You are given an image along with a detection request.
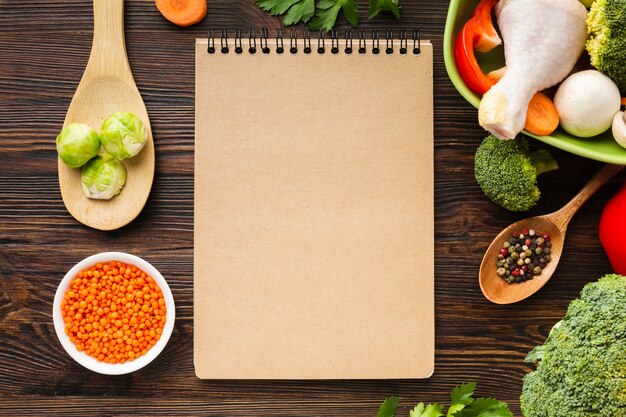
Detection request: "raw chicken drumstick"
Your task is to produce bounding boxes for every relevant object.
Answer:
[479,0,588,139]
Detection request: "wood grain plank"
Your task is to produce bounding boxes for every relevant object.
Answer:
[0,0,618,415]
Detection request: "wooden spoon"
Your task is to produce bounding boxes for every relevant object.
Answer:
[58,0,154,231]
[479,164,623,304]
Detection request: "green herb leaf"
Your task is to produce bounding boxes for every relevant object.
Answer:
[451,382,477,406]
[452,398,513,417]
[446,382,476,416]
[410,403,445,417]
[255,0,315,25]
[377,396,400,417]
[368,0,400,19]
[309,0,359,31]
[524,344,546,364]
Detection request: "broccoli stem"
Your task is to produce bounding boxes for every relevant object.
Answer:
[529,149,559,176]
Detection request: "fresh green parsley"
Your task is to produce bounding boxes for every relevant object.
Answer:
[378,383,512,417]
[256,0,316,26]
[411,403,444,417]
[368,0,400,19]
[255,0,401,31]
[377,396,400,417]
[310,0,358,30]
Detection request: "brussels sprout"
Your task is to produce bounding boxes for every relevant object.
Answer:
[100,112,148,160]
[56,123,101,168]
[81,153,127,200]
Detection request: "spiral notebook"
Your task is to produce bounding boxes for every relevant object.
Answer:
[194,30,434,379]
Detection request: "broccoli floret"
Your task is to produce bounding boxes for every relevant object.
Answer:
[521,274,626,417]
[474,135,558,212]
[586,0,626,94]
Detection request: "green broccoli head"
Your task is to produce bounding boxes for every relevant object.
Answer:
[521,274,626,417]
[586,0,626,94]
[474,135,558,212]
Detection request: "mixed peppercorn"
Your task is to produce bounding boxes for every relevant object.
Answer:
[497,228,552,283]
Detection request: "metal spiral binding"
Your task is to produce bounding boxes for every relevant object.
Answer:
[358,30,366,54]
[345,30,353,54]
[207,29,215,54]
[249,29,257,54]
[260,28,270,54]
[331,30,339,54]
[220,29,229,54]
[276,29,284,54]
[303,29,312,54]
[290,31,298,54]
[413,29,421,55]
[208,29,422,56]
[317,31,325,54]
[235,29,243,54]
[372,30,380,54]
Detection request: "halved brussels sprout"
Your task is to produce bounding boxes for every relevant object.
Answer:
[56,123,101,168]
[81,153,127,200]
[100,112,148,160]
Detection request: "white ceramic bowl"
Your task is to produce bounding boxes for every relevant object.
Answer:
[53,252,175,375]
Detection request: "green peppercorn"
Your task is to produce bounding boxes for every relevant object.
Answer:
[511,252,519,259]
[525,249,532,257]
[536,237,545,245]
[503,241,511,249]
[525,258,531,264]
[535,247,543,255]
[497,267,507,277]
[517,259,524,266]
[533,266,542,275]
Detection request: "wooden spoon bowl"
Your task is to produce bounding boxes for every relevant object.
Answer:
[480,216,564,304]
[59,0,154,231]
[479,164,623,304]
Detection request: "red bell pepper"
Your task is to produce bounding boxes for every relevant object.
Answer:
[599,181,626,274]
[454,0,502,95]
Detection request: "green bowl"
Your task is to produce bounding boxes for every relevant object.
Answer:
[443,0,626,164]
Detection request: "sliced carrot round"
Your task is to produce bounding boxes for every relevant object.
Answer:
[524,92,559,137]
[155,0,207,27]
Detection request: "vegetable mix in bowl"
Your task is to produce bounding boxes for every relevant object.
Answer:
[444,0,626,164]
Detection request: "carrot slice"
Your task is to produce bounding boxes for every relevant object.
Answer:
[155,0,207,27]
[524,92,559,136]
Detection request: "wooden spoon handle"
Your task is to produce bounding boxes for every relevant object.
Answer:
[89,0,129,77]
[552,164,624,229]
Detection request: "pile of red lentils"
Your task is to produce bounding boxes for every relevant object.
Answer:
[61,260,167,364]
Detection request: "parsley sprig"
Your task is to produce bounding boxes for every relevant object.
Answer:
[377,383,513,417]
[255,0,401,31]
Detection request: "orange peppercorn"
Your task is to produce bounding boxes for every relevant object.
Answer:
[62,260,166,363]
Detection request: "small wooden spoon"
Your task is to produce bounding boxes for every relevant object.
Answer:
[58,0,154,231]
[479,164,623,304]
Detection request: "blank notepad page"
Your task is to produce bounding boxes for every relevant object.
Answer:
[194,36,434,379]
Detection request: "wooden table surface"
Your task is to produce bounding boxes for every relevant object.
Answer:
[0,1,620,416]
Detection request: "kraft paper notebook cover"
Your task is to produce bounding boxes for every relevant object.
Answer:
[194,30,434,379]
